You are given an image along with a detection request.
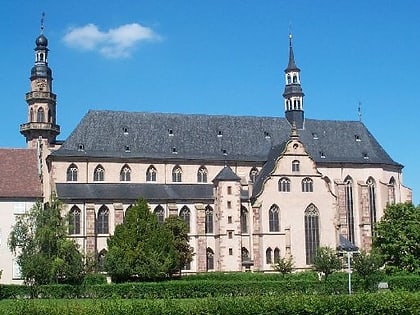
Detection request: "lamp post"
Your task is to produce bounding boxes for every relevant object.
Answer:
[347,251,352,295]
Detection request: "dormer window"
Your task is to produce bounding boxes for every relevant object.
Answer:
[363,153,369,160]
[217,130,223,137]
[77,143,84,151]
[312,133,318,140]
[355,135,361,142]
[168,129,174,136]
[172,147,178,154]
[264,131,271,139]
[222,149,227,155]
[320,151,325,159]
[123,127,129,135]
[124,145,130,152]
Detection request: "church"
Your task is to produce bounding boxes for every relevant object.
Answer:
[8,26,412,278]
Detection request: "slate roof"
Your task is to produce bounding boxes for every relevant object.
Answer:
[56,183,214,202]
[0,149,42,198]
[52,110,400,168]
[213,166,241,182]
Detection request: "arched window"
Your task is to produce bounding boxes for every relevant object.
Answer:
[274,247,280,263]
[305,204,320,265]
[249,167,259,183]
[241,206,248,233]
[37,107,44,122]
[153,205,165,225]
[146,165,157,182]
[241,247,250,262]
[292,160,300,172]
[68,206,81,235]
[66,164,78,182]
[30,108,34,122]
[48,109,52,123]
[97,249,107,272]
[93,165,105,181]
[120,164,131,181]
[266,248,273,264]
[172,165,182,182]
[287,74,291,84]
[302,177,313,192]
[269,204,280,232]
[206,248,214,270]
[344,177,355,243]
[389,177,396,205]
[293,75,297,83]
[205,205,213,234]
[197,166,208,183]
[278,177,291,192]
[367,177,377,234]
[97,206,109,234]
[180,206,191,232]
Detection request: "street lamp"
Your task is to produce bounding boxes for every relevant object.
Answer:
[337,234,359,294]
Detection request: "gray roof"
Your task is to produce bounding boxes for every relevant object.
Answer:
[213,166,241,182]
[56,183,214,202]
[52,110,400,168]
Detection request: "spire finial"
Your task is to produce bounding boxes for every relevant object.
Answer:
[358,101,362,122]
[40,12,45,34]
[289,32,293,48]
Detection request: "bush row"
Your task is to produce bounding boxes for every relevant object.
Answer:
[2,292,420,315]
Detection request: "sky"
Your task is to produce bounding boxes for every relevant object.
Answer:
[1,1,419,204]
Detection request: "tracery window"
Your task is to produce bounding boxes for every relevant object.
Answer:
[249,167,259,183]
[279,177,291,192]
[305,204,320,265]
[154,205,165,225]
[93,165,105,181]
[97,206,109,234]
[302,177,313,192]
[273,247,280,263]
[205,205,214,234]
[344,177,355,243]
[146,165,157,182]
[180,206,191,232]
[197,166,208,183]
[292,160,300,172]
[37,107,44,122]
[68,206,81,235]
[206,248,214,270]
[269,204,280,232]
[241,247,250,262]
[240,206,248,234]
[172,165,182,182]
[66,164,78,182]
[120,164,131,181]
[266,247,273,264]
[97,249,107,272]
[367,177,377,235]
[389,177,396,205]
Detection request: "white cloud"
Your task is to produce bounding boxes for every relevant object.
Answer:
[63,23,160,58]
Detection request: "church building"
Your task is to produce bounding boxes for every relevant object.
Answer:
[17,27,412,274]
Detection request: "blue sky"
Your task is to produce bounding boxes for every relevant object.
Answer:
[1,1,419,203]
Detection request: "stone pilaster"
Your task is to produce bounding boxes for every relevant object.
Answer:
[285,226,291,257]
[114,203,124,227]
[358,183,372,249]
[336,181,349,238]
[85,203,96,256]
[252,203,261,270]
[168,203,178,216]
[195,203,207,272]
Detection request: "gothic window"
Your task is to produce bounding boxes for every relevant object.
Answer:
[66,164,78,182]
[146,165,157,182]
[305,204,320,265]
[269,204,280,232]
[154,205,165,225]
[287,74,291,84]
[30,108,34,122]
[274,247,280,263]
[97,206,109,234]
[279,177,291,192]
[120,164,131,181]
[344,177,355,243]
[197,166,208,183]
[205,205,214,234]
[172,165,182,182]
[250,167,259,183]
[241,206,248,234]
[302,177,313,192]
[97,249,107,272]
[292,160,300,172]
[206,248,214,270]
[389,177,396,205]
[266,247,273,264]
[180,206,191,232]
[93,165,105,181]
[37,107,44,122]
[367,177,377,234]
[68,206,81,235]
[241,247,250,262]
[48,109,52,123]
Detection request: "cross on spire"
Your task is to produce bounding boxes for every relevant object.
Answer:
[40,12,45,34]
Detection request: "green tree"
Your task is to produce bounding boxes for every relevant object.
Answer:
[373,202,420,273]
[353,249,383,290]
[312,246,342,280]
[273,256,294,277]
[163,215,194,274]
[8,195,84,285]
[105,199,178,282]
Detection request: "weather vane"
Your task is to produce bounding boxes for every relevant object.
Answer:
[358,101,362,122]
[41,12,45,34]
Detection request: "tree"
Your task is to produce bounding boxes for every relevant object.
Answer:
[273,256,294,277]
[373,202,420,273]
[163,215,194,274]
[105,199,179,282]
[353,249,383,290]
[8,195,84,285]
[312,246,342,280]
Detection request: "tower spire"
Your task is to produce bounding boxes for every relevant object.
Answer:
[283,33,305,129]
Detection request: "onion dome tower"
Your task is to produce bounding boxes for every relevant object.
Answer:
[20,14,60,149]
[283,33,305,129]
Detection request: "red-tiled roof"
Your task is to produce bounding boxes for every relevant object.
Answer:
[0,148,42,198]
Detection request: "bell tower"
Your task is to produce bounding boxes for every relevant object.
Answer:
[283,33,305,129]
[20,14,60,149]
